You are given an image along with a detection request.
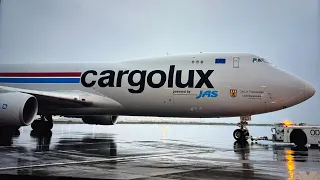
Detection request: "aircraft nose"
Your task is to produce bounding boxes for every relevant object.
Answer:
[304,82,316,100]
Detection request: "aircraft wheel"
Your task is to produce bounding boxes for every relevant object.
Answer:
[233,129,244,141]
[233,129,249,142]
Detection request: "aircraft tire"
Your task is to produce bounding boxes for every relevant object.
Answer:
[233,129,244,141]
[233,129,249,142]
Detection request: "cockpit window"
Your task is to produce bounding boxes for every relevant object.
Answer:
[253,57,269,64]
[260,58,269,63]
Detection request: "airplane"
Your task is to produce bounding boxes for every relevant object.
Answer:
[0,52,316,142]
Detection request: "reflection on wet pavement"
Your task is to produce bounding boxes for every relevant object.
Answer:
[0,124,318,179]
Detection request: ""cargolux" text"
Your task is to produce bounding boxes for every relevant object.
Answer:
[81,65,214,93]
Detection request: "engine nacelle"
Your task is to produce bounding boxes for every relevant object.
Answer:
[0,92,38,126]
[82,115,118,125]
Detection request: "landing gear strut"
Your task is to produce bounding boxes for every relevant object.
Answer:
[31,115,53,132]
[233,116,250,142]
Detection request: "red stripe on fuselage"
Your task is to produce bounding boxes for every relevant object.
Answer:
[0,72,82,77]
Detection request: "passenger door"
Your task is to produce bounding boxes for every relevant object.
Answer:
[233,57,240,68]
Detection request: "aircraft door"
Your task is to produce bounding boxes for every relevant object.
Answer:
[262,86,271,113]
[233,57,240,68]
[160,88,174,106]
[263,86,281,113]
[172,89,199,116]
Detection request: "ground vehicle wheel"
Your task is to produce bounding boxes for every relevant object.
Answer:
[290,129,307,147]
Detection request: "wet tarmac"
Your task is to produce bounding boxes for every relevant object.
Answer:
[0,123,319,180]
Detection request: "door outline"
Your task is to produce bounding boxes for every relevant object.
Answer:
[233,57,240,68]
[262,86,269,113]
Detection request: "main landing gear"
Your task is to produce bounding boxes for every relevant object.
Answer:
[233,116,250,142]
[0,126,20,146]
[31,115,53,132]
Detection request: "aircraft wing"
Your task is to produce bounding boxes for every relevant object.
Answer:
[0,85,122,112]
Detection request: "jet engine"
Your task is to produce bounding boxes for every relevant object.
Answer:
[82,115,118,125]
[0,92,38,126]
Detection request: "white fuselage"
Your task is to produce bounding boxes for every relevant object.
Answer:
[0,53,315,118]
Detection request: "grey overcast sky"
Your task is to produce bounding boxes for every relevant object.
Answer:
[0,0,319,124]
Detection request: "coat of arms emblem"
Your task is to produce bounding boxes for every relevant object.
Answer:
[230,89,237,98]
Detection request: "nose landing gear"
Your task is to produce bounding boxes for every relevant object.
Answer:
[233,116,250,142]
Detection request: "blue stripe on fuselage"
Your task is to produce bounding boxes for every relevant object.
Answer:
[0,78,80,83]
